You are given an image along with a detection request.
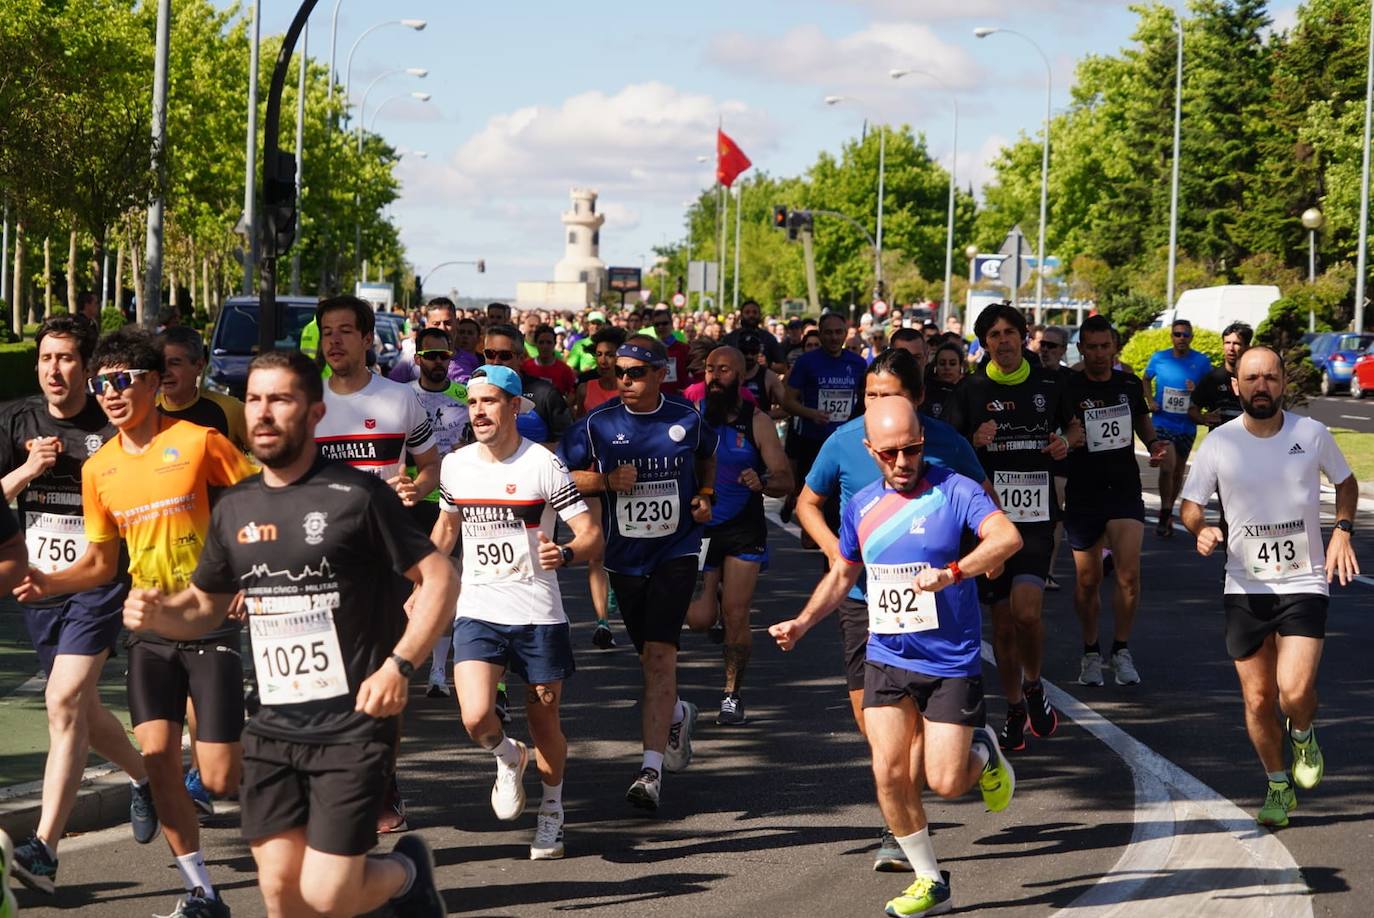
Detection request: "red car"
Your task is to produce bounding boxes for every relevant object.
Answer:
[1349,342,1374,398]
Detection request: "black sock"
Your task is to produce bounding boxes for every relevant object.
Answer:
[1111,640,1128,654]
[1084,643,1101,656]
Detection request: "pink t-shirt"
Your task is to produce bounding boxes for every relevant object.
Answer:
[681,381,758,404]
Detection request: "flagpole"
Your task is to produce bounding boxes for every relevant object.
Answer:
[717,183,726,314]
[732,183,742,309]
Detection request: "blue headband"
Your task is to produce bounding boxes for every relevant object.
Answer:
[616,343,667,367]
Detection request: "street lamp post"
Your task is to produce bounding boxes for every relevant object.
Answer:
[965,243,978,329]
[1303,207,1326,332]
[825,95,885,301]
[355,91,430,274]
[144,0,172,321]
[241,0,262,296]
[1355,0,1374,334]
[891,68,960,323]
[976,26,1052,323]
[343,19,426,124]
[1166,12,1184,311]
[291,21,307,295]
[358,67,428,132]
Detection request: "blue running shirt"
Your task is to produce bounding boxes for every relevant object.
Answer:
[697,401,765,526]
[561,394,719,576]
[838,466,999,678]
[787,348,868,441]
[1144,348,1213,434]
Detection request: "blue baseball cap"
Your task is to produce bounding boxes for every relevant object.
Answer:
[468,365,535,414]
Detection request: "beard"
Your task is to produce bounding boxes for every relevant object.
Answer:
[421,362,449,386]
[251,421,309,469]
[1240,392,1280,420]
[703,378,740,427]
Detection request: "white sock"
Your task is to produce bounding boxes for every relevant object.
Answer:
[672,698,687,724]
[895,828,941,881]
[641,750,664,774]
[1290,723,1312,742]
[541,781,563,813]
[970,734,992,771]
[430,639,451,682]
[1267,770,1290,784]
[174,851,214,895]
[383,851,418,899]
[489,735,522,768]
[131,777,148,788]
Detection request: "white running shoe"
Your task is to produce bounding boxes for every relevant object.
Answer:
[1078,652,1104,686]
[490,740,529,821]
[626,767,661,811]
[530,810,566,860]
[664,701,698,772]
[1112,648,1141,685]
[425,676,451,698]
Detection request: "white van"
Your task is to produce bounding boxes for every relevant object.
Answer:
[1152,284,1280,333]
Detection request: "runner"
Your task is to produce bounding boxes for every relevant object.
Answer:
[14,327,254,916]
[736,330,787,419]
[1143,318,1213,536]
[796,347,991,871]
[157,325,249,450]
[1190,321,1252,431]
[428,365,600,859]
[925,340,966,420]
[123,349,454,917]
[407,327,470,698]
[1180,346,1359,827]
[684,347,792,725]
[0,317,156,895]
[771,398,1020,918]
[722,299,785,374]
[314,294,440,834]
[0,501,21,587]
[561,334,718,811]
[481,324,573,447]
[565,311,609,375]
[452,315,483,384]
[523,324,578,398]
[1062,316,1170,687]
[943,303,1079,753]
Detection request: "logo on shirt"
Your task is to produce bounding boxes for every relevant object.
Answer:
[161,447,180,463]
[236,522,278,544]
[613,432,629,444]
[302,511,329,545]
[908,515,927,535]
[986,399,1015,413]
[84,434,104,456]
[505,483,517,495]
[1033,393,1047,412]
[668,424,687,443]
[1289,443,1305,455]
[364,418,377,430]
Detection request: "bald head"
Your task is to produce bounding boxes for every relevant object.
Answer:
[706,346,745,374]
[865,398,925,491]
[1235,345,1284,420]
[1237,345,1282,379]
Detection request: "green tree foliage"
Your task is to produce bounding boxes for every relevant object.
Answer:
[1120,325,1223,372]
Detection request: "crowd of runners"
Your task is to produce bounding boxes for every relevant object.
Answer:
[0,295,1359,917]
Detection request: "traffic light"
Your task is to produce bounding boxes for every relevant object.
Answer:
[772,205,788,230]
[476,259,486,273]
[786,209,813,241]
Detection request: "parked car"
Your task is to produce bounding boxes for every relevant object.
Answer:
[1309,331,1374,395]
[373,311,405,376]
[203,295,320,400]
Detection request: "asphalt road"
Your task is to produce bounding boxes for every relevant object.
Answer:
[9,487,1374,917]
[1295,394,1374,433]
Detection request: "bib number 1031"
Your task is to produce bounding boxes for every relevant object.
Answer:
[994,471,1050,523]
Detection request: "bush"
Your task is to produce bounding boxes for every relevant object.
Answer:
[1102,291,1166,338]
[1120,326,1222,376]
[99,307,126,334]
[1256,295,1319,401]
[0,342,38,400]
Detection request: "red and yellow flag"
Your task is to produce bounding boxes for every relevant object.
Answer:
[716,128,752,187]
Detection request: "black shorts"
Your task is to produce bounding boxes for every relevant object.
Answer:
[862,661,986,727]
[1224,593,1328,660]
[1156,428,1196,462]
[22,581,126,676]
[837,597,869,690]
[979,525,1054,604]
[1063,499,1146,551]
[703,509,769,570]
[127,637,245,743]
[239,731,392,856]
[609,555,699,653]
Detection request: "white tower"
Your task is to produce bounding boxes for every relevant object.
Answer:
[554,188,606,294]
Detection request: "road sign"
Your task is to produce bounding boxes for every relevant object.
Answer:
[607,266,642,292]
[687,260,718,294]
[871,299,889,317]
[671,292,686,307]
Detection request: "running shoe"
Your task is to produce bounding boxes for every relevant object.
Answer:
[626,767,661,811]
[999,703,1028,752]
[708,616,725,645]
[159,887,230,917]
[1111,649,1141,686]
[530,810,566,860]
[1078,652,1104,687]
[1288,718,1325,790]
[884,873,952,917]
[873,827,911,873]
[491,740,529,821]
[377,775,409,835]
[592,620,617,649]
[495,683,512,725]
[1,830,18,918]
[185,767,214,819]
[1023,681,1058,738]
[1044,574,1061,592]
[130,779,160,844]
[11,831,57,895]
[425,676,451,698]
[1256,780,1297,828]
[973,726,1015,813]
[716,693,746,726]
[664,700,698,772]
[390,835,445,918]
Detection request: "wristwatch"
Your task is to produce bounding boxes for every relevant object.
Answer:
[559,545,575,567]
[1335,519,1355,535]
[389,653,415,678]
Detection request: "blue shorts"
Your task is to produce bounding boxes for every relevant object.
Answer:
[22,582,127,676]
[452,619,575,685]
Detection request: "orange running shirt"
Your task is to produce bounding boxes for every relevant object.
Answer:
[82,418,254,594]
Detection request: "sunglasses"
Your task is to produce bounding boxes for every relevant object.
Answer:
[483,349,517,362]
[873,441,925,463]
[89,369,152,395]
[1172,331,1193,339]
[614,365,654,380]
[417,349,453,361]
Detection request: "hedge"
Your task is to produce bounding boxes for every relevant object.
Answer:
[1119,326,1222,376]
[0,342,38,401]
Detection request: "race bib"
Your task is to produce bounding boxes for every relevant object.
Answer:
[1242,520,1312,581]
[616,480,680,538]
[663,361,678,384]
[250,608,349,706]
[1085,403,1132,453]
[994,470,1051,523]
[463,519,534,584]
[867,563,938,634]
[817,387,853,420]
[1161,386,1190,414]
[24,512,87,574]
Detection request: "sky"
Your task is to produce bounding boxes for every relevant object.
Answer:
[244,0,1301,300]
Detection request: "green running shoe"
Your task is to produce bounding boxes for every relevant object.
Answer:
[1287,719,1324,790]
[1257,780,1297,828]
[885,874,953,917]
[974,725,1015,813]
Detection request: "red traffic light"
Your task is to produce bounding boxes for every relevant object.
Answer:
[772,205,788,229]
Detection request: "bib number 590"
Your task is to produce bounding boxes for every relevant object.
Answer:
[474,541,517,566]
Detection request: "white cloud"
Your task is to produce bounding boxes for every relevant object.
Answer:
[957,133,1008,201]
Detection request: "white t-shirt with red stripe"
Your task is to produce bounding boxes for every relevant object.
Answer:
[439,438,588,625]
[316,374,435,479]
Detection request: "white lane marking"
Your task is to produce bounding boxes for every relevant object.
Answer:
[4,672,46,697]
[1339,415,1370,421]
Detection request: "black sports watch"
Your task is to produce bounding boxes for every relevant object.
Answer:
[559,545,575,567]
[1335,519,1355,535]
[389,653,415,677]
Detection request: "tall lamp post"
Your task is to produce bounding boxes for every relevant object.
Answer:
[824,95,885,301]
[1165,11,1184,311]
[358,67,428,131]
[355,91,430,275]
[1355,0,1374,334]
[975,26,1052,323]
[965,243,979,328]
[1303,207,1325,332]
[241,0,262,295]
[890,68,959,323]
[343,19,426,123]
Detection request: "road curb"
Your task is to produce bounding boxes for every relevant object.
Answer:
[0,766,130,841]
